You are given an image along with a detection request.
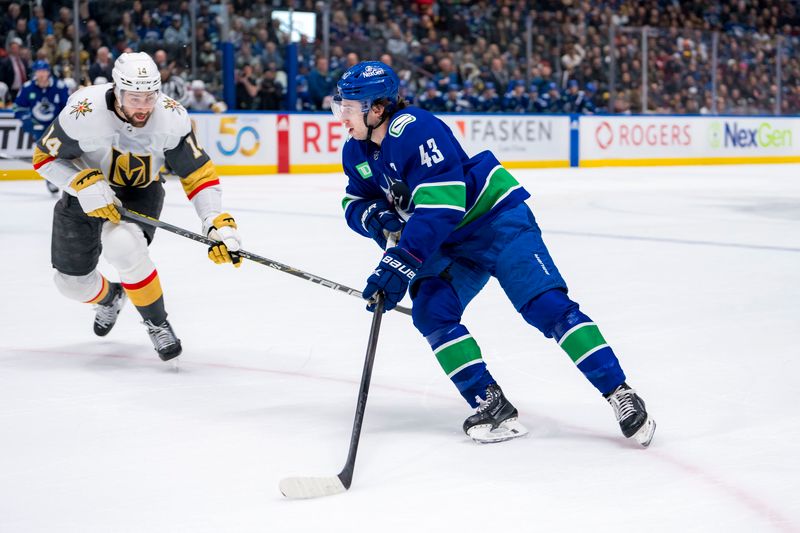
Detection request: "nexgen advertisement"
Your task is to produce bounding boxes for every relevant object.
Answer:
[580,116,800,166]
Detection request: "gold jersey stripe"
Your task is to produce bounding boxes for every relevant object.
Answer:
[180,160,220,199]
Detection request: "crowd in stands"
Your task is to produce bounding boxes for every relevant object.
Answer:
[1,0,799,115]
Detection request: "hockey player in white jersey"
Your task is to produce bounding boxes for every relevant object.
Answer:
[33,52,243,361]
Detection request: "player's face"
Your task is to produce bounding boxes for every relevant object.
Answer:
[332,97,373,139]
[120,90,158,127]
[34,69,50,87]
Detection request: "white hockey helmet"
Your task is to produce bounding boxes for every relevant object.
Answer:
[112,52,161,102]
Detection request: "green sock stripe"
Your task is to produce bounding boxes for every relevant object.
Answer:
[558,323,608,363]
[434,336,483,376]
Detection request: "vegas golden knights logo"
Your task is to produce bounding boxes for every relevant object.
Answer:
[108,148,153,188]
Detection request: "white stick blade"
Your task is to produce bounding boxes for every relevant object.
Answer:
[279,476,347,499]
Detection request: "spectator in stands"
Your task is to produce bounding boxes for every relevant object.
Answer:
[478,82,501,112]
[2,3,21,38]
[434,57,460,92]
[88,47,113,84]
[236,63,259,110]
[0,37,28,101]
[259,68,284,110]
[5,18,29,51]
[0,81,10,109]
[262,41,284,71]
[502,80,529,113]
[163,13,189,48]
[417,81,443,112]
[185,79,225,112]
[158,61,188,105]
[81,20,110,61]
[138,11,162,47]
[308,56,335,110]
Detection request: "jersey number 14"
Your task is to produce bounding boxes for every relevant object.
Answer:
[419,138,444,168]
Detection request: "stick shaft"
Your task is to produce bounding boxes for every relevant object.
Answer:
[337,294,384,489]
[119,207,412,316]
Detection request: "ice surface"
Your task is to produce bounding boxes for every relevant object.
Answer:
[1,164,798,532]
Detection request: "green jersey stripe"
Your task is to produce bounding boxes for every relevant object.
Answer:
[342,194,363,211]
[434,336,482,375]
[412,182,467,209]
[457,166,522,229]
[558,323,608,363]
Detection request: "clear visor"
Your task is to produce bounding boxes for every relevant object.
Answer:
[331,95,370,121]
[121,90,159,109]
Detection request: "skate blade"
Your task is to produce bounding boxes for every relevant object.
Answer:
[467,419,529,444]
[168,357,180,372]
[632,417,656,447]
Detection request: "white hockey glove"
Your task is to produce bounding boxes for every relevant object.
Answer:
[69,169,121,223]
[203,212,243,267]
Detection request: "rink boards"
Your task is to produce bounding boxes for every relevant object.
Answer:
[2,111,799,179]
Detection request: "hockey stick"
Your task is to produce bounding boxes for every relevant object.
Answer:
[118,207,413,316]
[279,293,384,499]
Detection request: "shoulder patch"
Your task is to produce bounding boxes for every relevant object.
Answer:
[68,97,93,119]
[388,114,416,138]
[162,96,184,113]
[355,161,373,179]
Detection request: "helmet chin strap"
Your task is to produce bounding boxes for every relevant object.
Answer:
[363,111,388,143]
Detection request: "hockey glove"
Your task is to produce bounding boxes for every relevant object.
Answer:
[362,200,404,250]
[204,212,243,267]
[69,169,121,223]
[363,247,422,312]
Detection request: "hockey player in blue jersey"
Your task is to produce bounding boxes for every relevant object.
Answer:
[334,61,656,446]
[14,60,68,194]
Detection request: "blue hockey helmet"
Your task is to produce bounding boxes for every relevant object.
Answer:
[336,61,399,104]
[332,61,400,123]
[31,60,50,72]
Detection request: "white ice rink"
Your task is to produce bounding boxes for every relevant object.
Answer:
[1,164,798,533]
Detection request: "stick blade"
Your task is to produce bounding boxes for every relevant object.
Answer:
[279,476,347,499]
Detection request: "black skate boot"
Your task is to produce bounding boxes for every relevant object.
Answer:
[143,319,182,361]
[93,283,127,337]
[463,383,528,443]
[46,181,59,195]
[605,383,656,447]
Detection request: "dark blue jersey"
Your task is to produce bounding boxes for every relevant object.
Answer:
[13,78,69,138]
[341,106,530,262]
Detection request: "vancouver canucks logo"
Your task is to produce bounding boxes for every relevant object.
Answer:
[69,98,92,119]
[108,148,153,188]
[162,96,182,113]
[388,114,415,138]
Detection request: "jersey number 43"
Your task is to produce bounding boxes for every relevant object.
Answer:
[419,138,444,168]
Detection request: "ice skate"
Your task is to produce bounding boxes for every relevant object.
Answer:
[93,283,127,337]
[143,319,182,361]
[46,181,59,195]
[605,383,656,447]
[463,383,528,443]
